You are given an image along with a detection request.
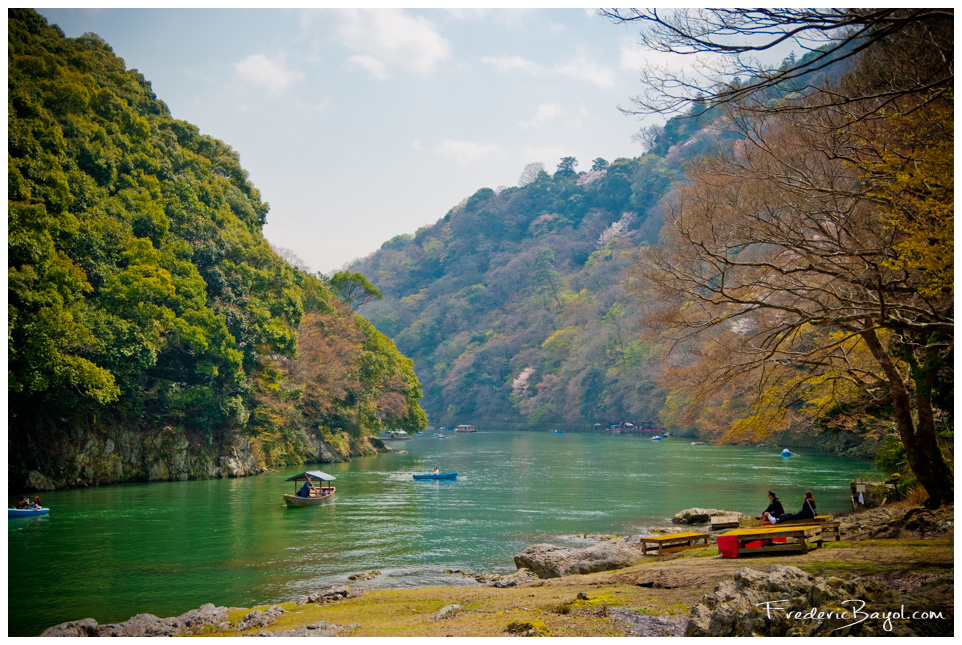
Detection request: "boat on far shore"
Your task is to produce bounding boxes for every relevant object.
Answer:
[380,430,412,441]
[454,425,477,433]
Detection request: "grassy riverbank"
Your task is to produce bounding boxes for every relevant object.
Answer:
[200,504,953,637]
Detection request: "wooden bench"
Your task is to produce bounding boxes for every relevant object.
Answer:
[710,515,741,530]
[716,525,823,557]
[640,532,710,555]
[766,515,840,541]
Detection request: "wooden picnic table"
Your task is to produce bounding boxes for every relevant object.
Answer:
[710,515,740,530]
[640,532,710,555]
[716,525,823,558]
[769,515,840,541]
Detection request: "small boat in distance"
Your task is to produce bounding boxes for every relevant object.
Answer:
[9,507,49,518]
[454,425,477,433]
[283,471,336,506]
[413,472,458,480]
[553,429,564,434]
[380,430,412,441]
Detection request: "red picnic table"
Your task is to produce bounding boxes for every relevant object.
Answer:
[715,525,823,558]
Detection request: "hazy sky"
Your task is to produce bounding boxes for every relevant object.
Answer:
[38,7,670,274]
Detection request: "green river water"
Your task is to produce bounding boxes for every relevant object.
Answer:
[8,430,874,635]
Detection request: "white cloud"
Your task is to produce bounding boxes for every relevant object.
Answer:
[445,8,491,21]
[520,103,563,128]
[481,55,544,75]
[554,55,615,88]
[483,51,615,89]
[347,54,390,80]
[234,54,304,93]
[619,42,649,73]
[331,9,450,75]
[433,139,501,164]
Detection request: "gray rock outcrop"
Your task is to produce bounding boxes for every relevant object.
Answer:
[514,540,646,578]
[232,605,286,632]
[445,567,538,587]
[41,603,230,637]
[672,508,743,525]
[298,585,362,604]
[685,565,950,637]
[436,604,464,620]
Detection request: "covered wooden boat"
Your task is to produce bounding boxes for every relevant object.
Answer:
[413,472,457,480]
[283,471,336,506]
[9,507,50,518]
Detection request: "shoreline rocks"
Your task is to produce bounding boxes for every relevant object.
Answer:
[672,508,744,525]
[445,568,539,588]
[514,539,649,578]
[41,603,231,637]
[685,565,951,637]
[41,583,364,637]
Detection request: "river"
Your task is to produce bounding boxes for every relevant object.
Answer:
[8,430,874,635]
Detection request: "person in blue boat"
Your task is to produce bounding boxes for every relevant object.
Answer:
[770,491,816,524]
[757,491,785,521]
[432,465,439,475]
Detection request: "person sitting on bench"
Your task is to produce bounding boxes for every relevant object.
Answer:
[770,491,816,524]
[758,490,785,521]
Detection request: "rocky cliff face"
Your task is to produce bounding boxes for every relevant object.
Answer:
[14,422,378,491]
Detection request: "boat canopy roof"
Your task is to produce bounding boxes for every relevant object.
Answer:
[286,471,336,482]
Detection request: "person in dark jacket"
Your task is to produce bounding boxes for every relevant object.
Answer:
[770,491,816,524]
[298,481,316,498]
[758,491,785,521]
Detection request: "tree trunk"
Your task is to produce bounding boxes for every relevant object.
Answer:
[861,328,953,507]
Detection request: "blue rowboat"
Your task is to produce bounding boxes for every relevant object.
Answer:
[413,472,457,480]
[9,507,49,518]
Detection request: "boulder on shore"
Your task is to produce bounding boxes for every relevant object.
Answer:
[514,540,646,578]
[672,508,744,525]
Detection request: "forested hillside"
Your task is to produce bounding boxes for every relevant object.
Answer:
[8,9,426,490]
[349,60,807,430]
[352,8,953,507]
[352,149,694,429]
